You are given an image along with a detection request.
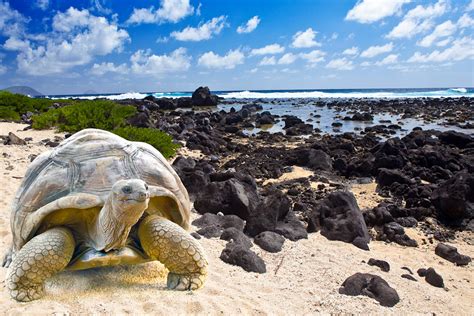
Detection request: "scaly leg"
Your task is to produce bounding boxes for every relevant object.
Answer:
[7,227,75,302]
[138,215,208,290]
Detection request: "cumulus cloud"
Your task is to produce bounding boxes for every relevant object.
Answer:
[91,62,128,76]
[36,0,49,10]
[299,50,326,65]
[342,46,359,56]
[458,13,474,28]
[374,54,399,65]
[250,44,285,56]
[386,0,448,39]
[9,7,129,76]
[131,47,191,74]
[325,57,354,70]
[278,53,297,65]
[345,0,411,23]
[417,20,456,47]
[468,0,474,11]
[259,56,276,66]
[127,0,194,24]
[408,36,474,63]
[0,1,29,37]
[198,49,244,69]
[360,42,393,58]
[237,16,260,34]
[291,28,321,48]
[170,16,227,41]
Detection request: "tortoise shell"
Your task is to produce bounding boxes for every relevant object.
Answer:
[10,129,190,251]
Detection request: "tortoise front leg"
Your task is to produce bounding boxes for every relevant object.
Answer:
[138,215,208,290]
[7,227,75,302]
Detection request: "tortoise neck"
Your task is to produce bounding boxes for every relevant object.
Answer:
[91,195,136,252]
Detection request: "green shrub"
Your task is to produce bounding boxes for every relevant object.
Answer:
[113,127,180,159]
[0,107,21,120]
[0,91,54,118]
[32,100,137,132]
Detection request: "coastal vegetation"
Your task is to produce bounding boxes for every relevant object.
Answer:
[0,91,54,120]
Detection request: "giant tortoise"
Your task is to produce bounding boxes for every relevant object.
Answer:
[2,128,208,302]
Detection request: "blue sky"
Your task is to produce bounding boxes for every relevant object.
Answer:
[0,0,473,94]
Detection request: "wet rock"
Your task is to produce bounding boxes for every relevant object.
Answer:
[127,112,151,127]
[351,112,374,121]
[368,258,390,272]
[435,243,472,266]
[4,132,26,145]
[283,115,303,128]
[254,231,285,253]
[309,191,370,250]
[220,243,266,273]
[339,273,400,307]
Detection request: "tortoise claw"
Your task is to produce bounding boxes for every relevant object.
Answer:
[167,272,206,291]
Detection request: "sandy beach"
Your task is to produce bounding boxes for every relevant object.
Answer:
[1,122,473,315]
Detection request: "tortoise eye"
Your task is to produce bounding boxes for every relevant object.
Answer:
[122,186,132,194]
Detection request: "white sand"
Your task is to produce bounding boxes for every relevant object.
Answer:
[0,123,473,315]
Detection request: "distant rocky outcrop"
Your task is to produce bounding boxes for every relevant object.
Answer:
[1,86,43,97]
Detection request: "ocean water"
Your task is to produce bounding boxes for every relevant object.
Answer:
[48,87,474,100]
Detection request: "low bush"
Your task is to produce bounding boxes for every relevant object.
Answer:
[113,127,180,159]
[0,91,54,120]
[32,100,137,132]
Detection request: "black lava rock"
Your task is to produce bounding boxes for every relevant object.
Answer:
[368,258,390,272]
[401,274,417,281]
[192,86,219,106]
[339,273,400,307]
[309,191,370,250]
[220,227,253,249]
[220,243,266,273]
[424,268,444,288]
[435,243,472,266]
[254,231,285,253]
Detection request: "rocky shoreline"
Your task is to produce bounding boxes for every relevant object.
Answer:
[1,88,473,309]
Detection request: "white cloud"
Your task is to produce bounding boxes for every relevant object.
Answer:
[12,7,129,76]
[468,0,474,11]
[0,57,6,75]
[91,62,128,76]
[3,37,30,51]
[259,56,276,66]
[387,0,448,39]
[36,0,49,10]
[170,16,227,41]
[237,16,260,34]
[299,50,325,64]
[375,54,399,65]
[127,0,194,24]
[360,43,393,58]
[436,38,451,46]
[418,20,456,47]
[0,2,28,37]
[291,28,321,48]
[458,13,474,28]
[342,46,359,56]
[278,53,297,65]
[249,67,258,73]
[198,49,244,69]
[408,37,474,63]
[360,61,372,67]
[345,0,411,23]
[325,57,354,70]
[250,44,285,56]
[131,47,191,75]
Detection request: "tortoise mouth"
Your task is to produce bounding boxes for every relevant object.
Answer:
[123,196,149,203]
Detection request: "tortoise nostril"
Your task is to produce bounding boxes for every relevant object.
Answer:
[138,192,148,199]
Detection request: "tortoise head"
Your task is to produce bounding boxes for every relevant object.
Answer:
[110,179,150,224]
